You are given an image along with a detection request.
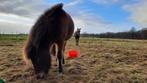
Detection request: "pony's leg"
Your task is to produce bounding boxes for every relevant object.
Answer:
[57,42,64,74]
[77,38,79,46]
[75,38,78,46]
[75,37,77,46]
[63,41,67,64]
[76,38,79,46]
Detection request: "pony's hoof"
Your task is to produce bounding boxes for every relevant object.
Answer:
[57,72,63,77]
[36,73,47,79]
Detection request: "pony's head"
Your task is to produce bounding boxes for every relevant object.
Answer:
[77,28,81,32]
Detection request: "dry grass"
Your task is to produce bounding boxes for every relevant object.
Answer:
[0,37,147,83]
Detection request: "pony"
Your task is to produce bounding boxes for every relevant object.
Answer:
[74,28,81,46]
[23,3,74,78]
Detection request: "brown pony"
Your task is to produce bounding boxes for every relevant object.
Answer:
[23,3,74,78]
[74,28,81,46]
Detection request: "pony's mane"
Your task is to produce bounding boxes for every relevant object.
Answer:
[30,3,65,46]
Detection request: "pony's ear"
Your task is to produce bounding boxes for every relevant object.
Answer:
[50,3,63,13]
[77,28,81,30]
[44,3,63,17]
[51,3,63,10]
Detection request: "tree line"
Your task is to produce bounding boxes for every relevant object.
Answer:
[81,28,147,39]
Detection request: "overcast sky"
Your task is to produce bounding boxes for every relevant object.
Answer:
[0,0,147,34]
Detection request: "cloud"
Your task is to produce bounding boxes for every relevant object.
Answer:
[91,0,119,4]
[0,13,34,34]
[123,0,147,26]
[0,0,51,34]
[0,21,31,34]
[0,0,82,33]
[0,0,132,34]
[0,0,113,34]
[63,0,117,33]
[0,0,50,18]
[65,0,83,7]
[0,13,34,25]
[71,9,118,33]
[91,0,140,6]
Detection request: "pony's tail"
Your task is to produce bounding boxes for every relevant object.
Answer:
[22,44,30,65]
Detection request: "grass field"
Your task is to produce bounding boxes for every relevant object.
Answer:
[0,35,147,83]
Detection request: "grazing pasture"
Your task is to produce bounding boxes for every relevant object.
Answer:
[0,35,147,83]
